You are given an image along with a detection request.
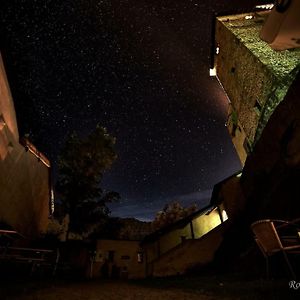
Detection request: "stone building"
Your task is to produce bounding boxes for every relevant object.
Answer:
[0,53,52,237]
[90,8,300,278]
[207,7,300,272]
[212,10,300,165]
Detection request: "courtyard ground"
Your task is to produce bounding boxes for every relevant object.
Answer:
[0,273,299,300]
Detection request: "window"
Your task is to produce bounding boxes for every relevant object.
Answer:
[222,209,229,221]
[121,255,130,260]
[108,250,115,262]
[254,99,262,115]
[230,111,238,137]
[243,138,251,154]
[137,252,143,263]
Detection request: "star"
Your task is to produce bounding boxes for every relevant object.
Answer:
[0,0,257,220]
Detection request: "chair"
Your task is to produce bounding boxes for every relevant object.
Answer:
[251,219,300,279]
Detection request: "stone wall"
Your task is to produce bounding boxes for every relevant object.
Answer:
[241,71,300,220]
[214,12,300,163]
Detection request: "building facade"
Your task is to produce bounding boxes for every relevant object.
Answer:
[94,239,145,279]
[141,205,228,277]
[212,10,300,165]
[0,53,51,237]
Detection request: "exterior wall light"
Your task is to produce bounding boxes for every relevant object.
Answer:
[222,209,229,221]
[209,67,217,77]
[255,4,274,10]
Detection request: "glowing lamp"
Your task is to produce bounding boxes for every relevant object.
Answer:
[222,209,229,221]
[209,67,216,77]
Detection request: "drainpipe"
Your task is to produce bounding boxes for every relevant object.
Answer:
[157,238,161,257]
[217,206,223,223]
[190,221,195,239]
[145,249,149,278]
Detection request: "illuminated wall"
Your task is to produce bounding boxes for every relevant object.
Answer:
[192,209,222,238]
[152,225,227,277]
[157,210,223,252]
[158,223,192,255]
[213,12,300,164]
[213,175,246,222]
[0,55,18,144]
[0,54,50,237]
[143,207,225,271]
[95,239,145,279]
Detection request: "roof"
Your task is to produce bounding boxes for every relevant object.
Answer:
[141,171,242,245]
[19,137,51,167]
[141,205,215,245]
[210,171,242,206]
[210,6,270,69]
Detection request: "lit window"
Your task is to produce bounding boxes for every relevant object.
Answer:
[209,67,216,77]
[255,4,274,10]
[50,188,55,215]
[0,114,6,130]
[222,210,229,221]
[137,252,143,263]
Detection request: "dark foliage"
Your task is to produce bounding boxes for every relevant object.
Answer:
[56,125,120,233]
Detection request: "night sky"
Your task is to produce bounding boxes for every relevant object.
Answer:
[1,1,265,220]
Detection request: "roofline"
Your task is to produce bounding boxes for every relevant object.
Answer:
[210,170,243,206]
[213,170,242,188]
[209,6,271,70]
[141,170,243,244]
[141,204,215,245]
[19,137,51,167]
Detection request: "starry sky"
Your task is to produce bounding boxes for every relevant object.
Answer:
[1,0,266,220]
